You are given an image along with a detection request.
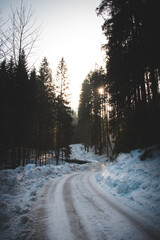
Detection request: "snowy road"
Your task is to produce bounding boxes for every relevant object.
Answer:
[35,167,159,240]
[1,144,160,240]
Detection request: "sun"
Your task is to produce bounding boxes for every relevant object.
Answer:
[98,87,104,95]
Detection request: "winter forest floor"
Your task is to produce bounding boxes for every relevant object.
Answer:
[0,144,160,240]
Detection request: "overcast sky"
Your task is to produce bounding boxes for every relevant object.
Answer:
[0,0,106,110]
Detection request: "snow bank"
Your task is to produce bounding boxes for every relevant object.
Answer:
[0,161,95,240]
[96,145,160,228]
[70,143,107,162]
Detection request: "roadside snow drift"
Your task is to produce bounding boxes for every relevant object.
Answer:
[0,160,97,240]
[96,146,160,229]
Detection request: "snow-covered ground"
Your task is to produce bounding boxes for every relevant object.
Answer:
[0,144,160,239]
[44,171,159,240]
[0,159,97,239]
[96,145,160,230]
[70,144,107,162]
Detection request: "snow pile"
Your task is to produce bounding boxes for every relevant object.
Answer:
[70,144,107,162]
[96,146,160,228]
[0,161,95,239]
[1,143,160,239]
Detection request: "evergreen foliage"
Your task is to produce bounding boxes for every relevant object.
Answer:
[97,0,160,153]
[78,68,108,155]
[54,58,72,164]
[0,54,73,169]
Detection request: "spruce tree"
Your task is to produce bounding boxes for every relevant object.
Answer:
[38,57,55,164]
[78,67,107,155]
[55,58,72,164]
[97,0,160,153]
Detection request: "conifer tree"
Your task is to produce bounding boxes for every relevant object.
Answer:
[78,67,107,155]
[55,58,72,164]
[38,57,55,164]
[97,0,160,153]
[0,60,10,168]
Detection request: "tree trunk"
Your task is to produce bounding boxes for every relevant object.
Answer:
[140,72,146,105]
[150,67,158,103]
[145,71,151,102]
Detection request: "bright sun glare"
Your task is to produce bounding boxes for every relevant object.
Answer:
[98,87,104,95]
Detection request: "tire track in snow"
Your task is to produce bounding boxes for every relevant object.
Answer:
[72,172,143,240]
[71,173,110,240]
[74,173,111,217]
[70,171,159,240]
[87,173,160,240]
[63,174,90,240]
[45,176,75,240]
[44,169,159,240]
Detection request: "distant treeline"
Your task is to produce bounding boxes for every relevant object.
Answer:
[78,0,160,156]
[0,53,73,169]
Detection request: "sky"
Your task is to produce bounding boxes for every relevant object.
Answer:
[0,0,106,110]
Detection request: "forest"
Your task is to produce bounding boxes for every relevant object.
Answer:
[78,0,160,156]
[0,54,73,169]
[0,0,160,169]
[0,2,73,169]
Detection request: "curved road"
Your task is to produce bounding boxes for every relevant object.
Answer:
[33,168,160,240]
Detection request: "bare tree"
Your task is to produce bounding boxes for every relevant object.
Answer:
[8,0,40,64]
[0,16,5,59]
[0,13,9,60]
